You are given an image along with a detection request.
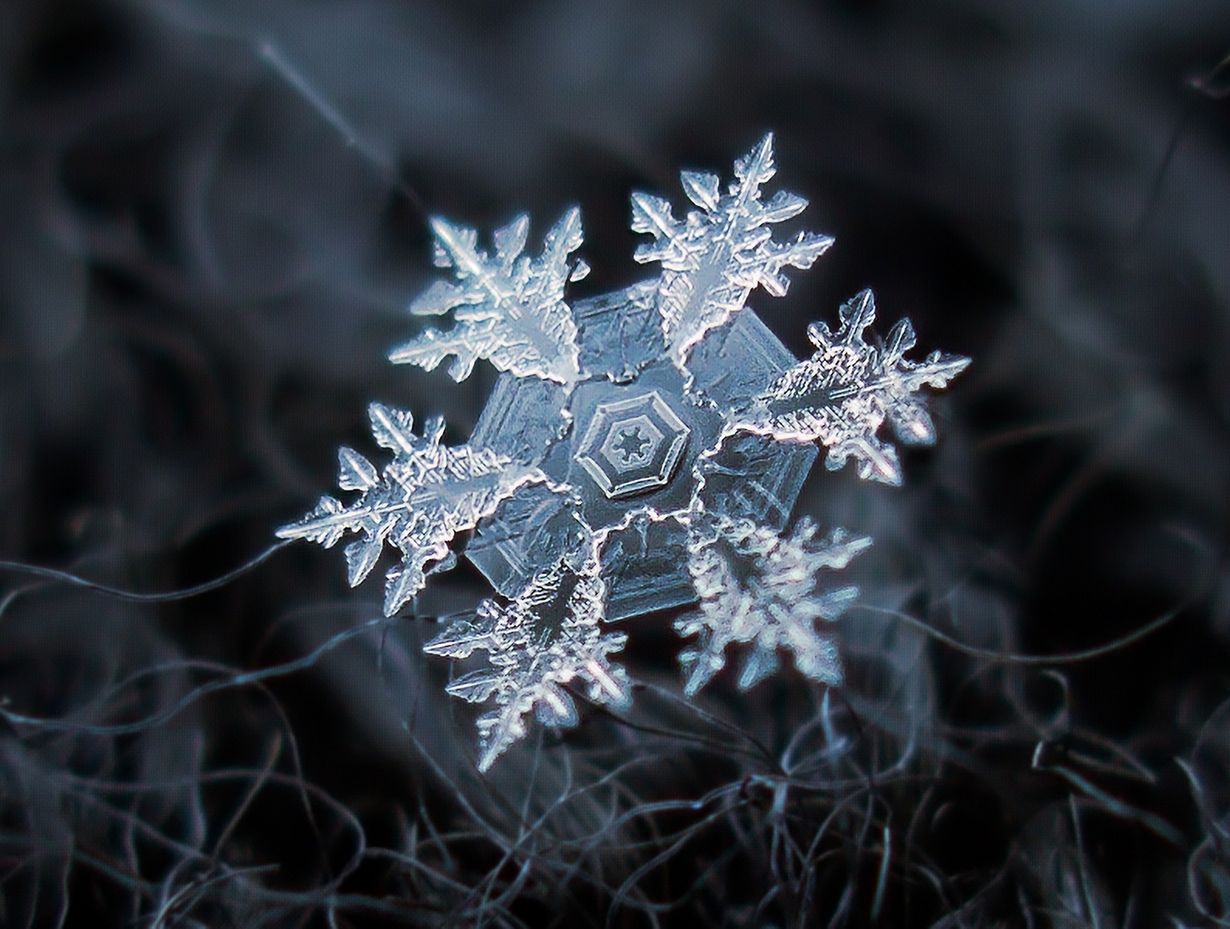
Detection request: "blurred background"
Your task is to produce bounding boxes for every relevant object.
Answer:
[1,0,1228,926]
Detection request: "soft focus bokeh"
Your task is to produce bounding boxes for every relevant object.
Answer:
[1,1,1228,925]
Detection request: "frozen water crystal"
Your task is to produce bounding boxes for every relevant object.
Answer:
[278,136,968,767]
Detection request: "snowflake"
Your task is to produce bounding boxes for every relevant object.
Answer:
[279,135,968,769]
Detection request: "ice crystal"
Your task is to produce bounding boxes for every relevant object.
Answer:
[279,137,967,768]
[276,403,550,616]
[424,545,630,772]
[630,133,834,370]
[676,510,871,697]
[389,208,589,384]
[734,288,971,486]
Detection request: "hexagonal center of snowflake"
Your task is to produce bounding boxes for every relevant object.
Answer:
[610,425,654,465]
[464,282,819,622]
[575,392,690,499]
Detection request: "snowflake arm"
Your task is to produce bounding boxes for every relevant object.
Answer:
[733,289,970,486]
[675,513,870,697]
[631,133,833,370]
[276,403,550,616]
[389,209,589,384]
[424,548,630,772]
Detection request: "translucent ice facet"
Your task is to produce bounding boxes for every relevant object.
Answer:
[465,286,816,621]
[574,390,690,499]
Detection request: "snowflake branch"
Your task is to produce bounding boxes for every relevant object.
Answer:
[277,403,550,616]
[733,288,970,485]
[631,133,833,370]
[424,541,630,772]
[676,511,870,697]
[390,210,588,384]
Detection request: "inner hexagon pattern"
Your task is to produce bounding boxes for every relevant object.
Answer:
[466,281,817,621]
[578,392,689,499]
[608,424,654,466]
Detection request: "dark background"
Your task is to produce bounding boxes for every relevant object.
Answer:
[1,1,1229,926]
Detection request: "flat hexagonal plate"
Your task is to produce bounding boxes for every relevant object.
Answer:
[466,280,817,621]
[575,391,690,499]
